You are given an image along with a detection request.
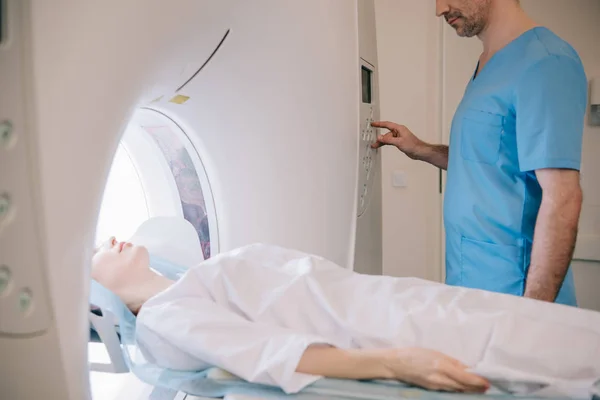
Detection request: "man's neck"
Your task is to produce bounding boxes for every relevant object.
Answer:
[478,1,538,59]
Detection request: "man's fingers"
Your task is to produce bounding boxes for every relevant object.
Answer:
[371,133,392,149]
[371,121,398,131]
[371,141,383,149]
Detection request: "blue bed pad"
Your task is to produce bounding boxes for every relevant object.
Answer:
[89,255,597,400]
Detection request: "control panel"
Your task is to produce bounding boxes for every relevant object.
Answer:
[357,64,378,217]
[0,0,52,336]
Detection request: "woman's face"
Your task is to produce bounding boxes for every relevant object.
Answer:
[91,237,151,289]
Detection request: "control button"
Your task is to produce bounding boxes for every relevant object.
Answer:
[0,265,12,296]
[18,288,34,316]
[0,192,13,229]
[0,193,11,218]
[0,120,15,149]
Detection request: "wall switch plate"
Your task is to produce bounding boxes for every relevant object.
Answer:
[392,171,407,188]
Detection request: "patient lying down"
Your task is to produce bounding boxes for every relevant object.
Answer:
[92,239,600,397]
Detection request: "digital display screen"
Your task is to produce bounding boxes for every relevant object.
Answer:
[361,66,372,104]
[0,0,4,46]
[0,0,6,47]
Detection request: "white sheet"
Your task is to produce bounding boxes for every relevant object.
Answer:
[135,243,600,398]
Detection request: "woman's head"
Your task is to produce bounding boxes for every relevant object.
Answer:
[92,237,151,292]
[92,237,175,315]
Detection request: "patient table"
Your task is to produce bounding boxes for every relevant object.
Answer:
[89,256,599,400]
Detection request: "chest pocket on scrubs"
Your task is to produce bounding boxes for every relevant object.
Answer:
[460,109,504,164]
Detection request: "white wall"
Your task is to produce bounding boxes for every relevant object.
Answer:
[374,0,443,282]
[375,0,600,311]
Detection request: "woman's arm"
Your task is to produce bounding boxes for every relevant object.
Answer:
[297,345,392,380]
[297,345,490,393]
[139,294,488,394]
[137,295,341,393]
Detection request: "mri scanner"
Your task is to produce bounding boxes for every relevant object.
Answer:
[3,2,600,400]
[0,0,384,398]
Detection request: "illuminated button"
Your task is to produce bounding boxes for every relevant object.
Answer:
[0,120,15,149]
[0,265,11,296]
[18,288,34,316]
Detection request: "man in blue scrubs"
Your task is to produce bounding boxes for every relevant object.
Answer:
[372,0,587,306]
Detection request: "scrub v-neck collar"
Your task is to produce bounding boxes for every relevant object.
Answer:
[470,26,546,83]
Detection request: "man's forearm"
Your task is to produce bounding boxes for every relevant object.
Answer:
[416,144,449,170]
[524,187,582,302]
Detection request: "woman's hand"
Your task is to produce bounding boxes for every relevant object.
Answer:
[383,347,490,393]
[297,345,489,394]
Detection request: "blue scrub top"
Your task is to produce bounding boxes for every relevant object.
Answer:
[444,27,587,306]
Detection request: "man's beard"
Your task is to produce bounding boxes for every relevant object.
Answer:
[446,4,489,38]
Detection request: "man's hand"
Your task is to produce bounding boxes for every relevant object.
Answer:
[371,121,449,170]
[370,121,425,157]
[524,168,583,302]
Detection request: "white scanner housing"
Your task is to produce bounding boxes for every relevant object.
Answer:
[0,0,382,398]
